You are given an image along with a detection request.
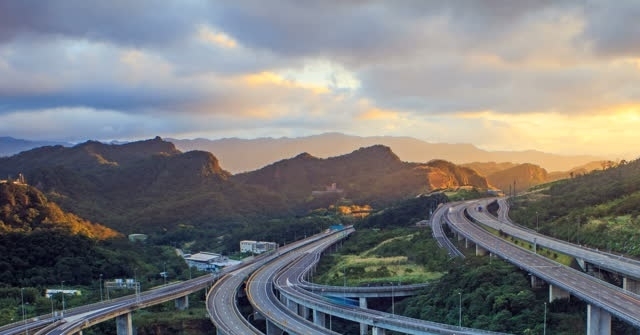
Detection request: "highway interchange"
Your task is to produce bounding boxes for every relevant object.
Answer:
[4,197,640,334]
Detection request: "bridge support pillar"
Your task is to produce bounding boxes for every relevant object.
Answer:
[587,304,611,335]
[313,309,326,327]
[475,244,488,256]
[266,320,283,335]
[372,326,386,335]
[359,297,368,309]
[299,304,310,320]
[254,311,265,320]
[623,277,640,294]
[174,295,189,310]
[286,298,297,313]
[465,238,475,249]
[530,275,544,288]
[116,312,133,335]
[549,284,570,302]
[457,233,464,241]
[359,297,368,335]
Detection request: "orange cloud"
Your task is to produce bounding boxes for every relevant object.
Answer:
[198,25,237,49]
[358,107,400,120]
[242,72,329,94]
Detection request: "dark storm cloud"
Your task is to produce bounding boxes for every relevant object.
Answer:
[1,0,639,143]
[0,86,201,113]
[0,0,206,46]
[580,0,640,57]
[208,1,566,63]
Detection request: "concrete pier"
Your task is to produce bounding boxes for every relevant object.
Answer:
[116,313,133,335]
[549,284,570,302]
[313,309,326,327]
[174,295,189,310]
[587,304,611,335]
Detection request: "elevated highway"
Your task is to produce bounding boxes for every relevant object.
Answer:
[479,198,640,286]
[270,232,510,335]
[430,203,465,258]
[1,229,348,335]
[444,201,640,334]
[208,227,354,335]
[246,236,344,335]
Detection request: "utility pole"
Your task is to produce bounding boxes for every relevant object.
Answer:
[458,291,462,327]
[61,281,65,317]
[543,302,547,335]
[21,288,25,329]
[391,282,395,315]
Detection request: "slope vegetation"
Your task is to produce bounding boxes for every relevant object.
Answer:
[0,138,489,245]
[0,182,118,239]
[510,158,640,256]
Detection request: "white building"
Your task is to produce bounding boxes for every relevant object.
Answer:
[240,240,277,254]
[240,240,257,253]
[45,289,81,298]
[183,252,224,272]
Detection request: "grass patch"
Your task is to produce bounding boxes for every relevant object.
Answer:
[477,223,574,266]
[320,254,443,286]
[315,229,449,286]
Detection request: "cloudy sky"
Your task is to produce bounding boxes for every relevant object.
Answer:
[1,1,639,158]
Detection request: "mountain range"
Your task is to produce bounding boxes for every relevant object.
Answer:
[0,133,604,174]
[0,137,489,236]
[167,133,604,173]
[0,137,71,158]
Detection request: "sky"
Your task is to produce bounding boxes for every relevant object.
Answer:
[0,1,639,158]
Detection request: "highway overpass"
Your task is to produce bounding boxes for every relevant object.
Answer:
[443,200,640,335]
[249,226,511,335]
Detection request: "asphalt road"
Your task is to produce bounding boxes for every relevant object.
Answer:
[472,198,640,280]
[446,202,640,328]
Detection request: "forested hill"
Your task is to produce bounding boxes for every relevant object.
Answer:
[0,182,119,239]
[234,145,488,206]
[511,158,640,256]
[0,138,489,237]
[2,138,289,234]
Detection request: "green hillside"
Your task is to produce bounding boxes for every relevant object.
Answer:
[510,158,640,256]
[0,138,490,247]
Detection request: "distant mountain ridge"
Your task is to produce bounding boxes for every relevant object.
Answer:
[1,133,604,173]
[463,161,608,193]
[235,145,488,205]
[0,137,489,235]
[168,133,603,173]
[0,136,72,157]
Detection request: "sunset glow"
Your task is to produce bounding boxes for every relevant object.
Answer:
[0,1,638,159]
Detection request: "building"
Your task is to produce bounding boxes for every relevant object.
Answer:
[240,240,256,253]
[45,289,81,298]
[240,240,278,254]
[183,252,224,272]
[128,234,148,242]
[311,182,344,196]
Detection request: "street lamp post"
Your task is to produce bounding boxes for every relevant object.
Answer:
[99,274,103,302]
[163,262,167,285]
[61,281,65,317]
[543,302,547,335]
[21,288,25,328]
[391,283,395,315]
[536,211,539,231]
[458,291,462,327]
